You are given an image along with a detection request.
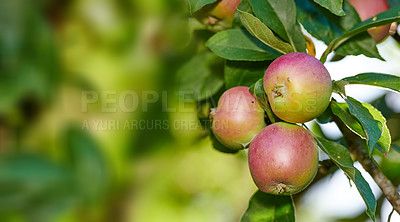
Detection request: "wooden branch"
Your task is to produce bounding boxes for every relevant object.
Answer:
[333,117,400,214]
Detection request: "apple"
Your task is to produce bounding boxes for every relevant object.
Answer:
[264,52,332,123]
[209,0,241,23]
[348,0,391,43]
[248,122,319,195]
[195,0,242,29]
[211,86,265,150]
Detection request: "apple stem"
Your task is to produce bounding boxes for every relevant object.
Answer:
[209,108,217,121]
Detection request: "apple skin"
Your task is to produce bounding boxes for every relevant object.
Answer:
[264,52,332,123]
[195,0,242,29]
[209,0,242,24]
[348,0,391,43]
[248,122,319,195]
[211,86,266,150]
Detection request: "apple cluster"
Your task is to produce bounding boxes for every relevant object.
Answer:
[211,52,333,195]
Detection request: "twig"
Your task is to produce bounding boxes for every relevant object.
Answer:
[333,116,400,214]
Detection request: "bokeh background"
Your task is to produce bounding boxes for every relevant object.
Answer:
[0,0,400,221]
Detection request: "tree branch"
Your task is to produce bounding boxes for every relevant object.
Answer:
[333,117,400,214]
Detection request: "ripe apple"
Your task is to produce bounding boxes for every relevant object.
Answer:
[264,52,332,123]
[209,0,241,23]
[248,122,319,195]
[195,0,242,29]
[211,86,265,150]
[348,0,391,43]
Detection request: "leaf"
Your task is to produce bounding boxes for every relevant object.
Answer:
[187,0,218,14]
[320,5,400,62]
[238,11,294,54]
[0,3,61,115]
[249,78,276,123]
[388,0,400,7]
[345,97,383,156]
[344,6,400,40]
[176,51,225,101]
[342,73,400,93]
[332,80,348,97]
[313,0,345,16]
[232,0,252,28]
[0,155,75,218]
[393,144,400,153]
[331,101,366,139]
[305,35,316,57]
[361,103,391,154]
[249,0,306,52]
[295,0,381,60]
[66,127,110,202]
[331,101,391,154]
[315,137,376,221]
[224,60,269,89]
[241,190,295,222]
[206,29,282,61]
[316,105,333,124]
[238,0,252,13]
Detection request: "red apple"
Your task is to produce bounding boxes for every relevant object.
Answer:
[209,0,241,24]
[211,86,265,150]
[195,0,242,29]
[264,52,332,123]
[349,0,391,43]
[248,122,319,195]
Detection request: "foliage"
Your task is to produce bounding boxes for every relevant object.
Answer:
[2,0,400,221]
[181,0,400,221]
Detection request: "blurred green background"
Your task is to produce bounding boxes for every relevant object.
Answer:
[1,0,400,222]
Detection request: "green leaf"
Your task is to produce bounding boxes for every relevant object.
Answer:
[344,6,400,39]
[388,0,400,7]
[316,105,333,124]
[238,11,294,54]
[187,0,218,14]
[296,0,381,61]
[315,137,376,221]
[0,3,62,115]
[0,155,75,218]
[342,73,400,93]
[224,60,269,89]
[249,78,276,123]
[361,103,391,154]
[331,101,366,139]
[345,97,383,156]
[332,101,391,154]
[238,0,252,13]
[241,190,295,222]
[393,144,400,152]
[332,80,348,97]
[176,51,225,101]
[314,0,345,16]
[66,127,110,202]
[206,29,282,61]
[320,5,400,62]
[233,0,252,28]
[249,0,306,52]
